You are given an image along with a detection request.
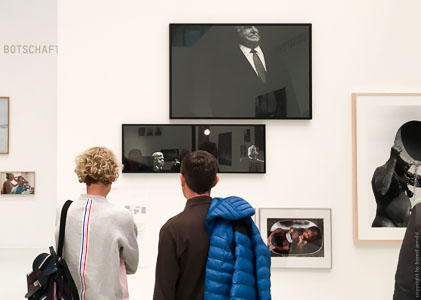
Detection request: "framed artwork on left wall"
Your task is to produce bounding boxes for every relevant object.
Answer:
[0,97,9,154]
[1,172,35,195]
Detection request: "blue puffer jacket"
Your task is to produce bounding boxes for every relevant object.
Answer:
[204,196,271,300]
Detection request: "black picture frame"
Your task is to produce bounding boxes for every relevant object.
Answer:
[170,23,312,119]
[122,124,266,174]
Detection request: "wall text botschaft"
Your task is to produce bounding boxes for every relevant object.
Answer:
[3,44,58,54]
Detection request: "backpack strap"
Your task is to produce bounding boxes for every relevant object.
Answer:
[55,200,80,300]
[57,200,73,259]
[59,256,80,300]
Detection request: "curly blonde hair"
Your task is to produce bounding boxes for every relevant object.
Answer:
[74,147,120,185]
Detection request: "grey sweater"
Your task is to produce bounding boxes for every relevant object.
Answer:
[56,194,139,300]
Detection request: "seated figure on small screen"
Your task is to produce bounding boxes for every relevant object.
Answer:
[152,152,165,172]
[240,145,264,172]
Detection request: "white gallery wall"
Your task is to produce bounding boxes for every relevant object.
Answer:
[0,0,57,297]
[1,0,421,299]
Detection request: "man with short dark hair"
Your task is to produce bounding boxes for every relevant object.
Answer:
[153,150,271,300]
[153,150,219,300]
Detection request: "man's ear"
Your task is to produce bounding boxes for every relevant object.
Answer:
[212,175,219,188]
[180,173,186,187]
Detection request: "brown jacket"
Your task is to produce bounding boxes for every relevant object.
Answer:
[153,196,211,300]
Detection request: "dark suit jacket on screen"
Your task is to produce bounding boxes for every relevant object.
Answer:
[201,45,301,118]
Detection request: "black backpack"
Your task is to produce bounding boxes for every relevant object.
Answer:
[25,200,79,300]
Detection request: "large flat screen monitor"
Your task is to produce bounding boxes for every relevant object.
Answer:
[122,124,266,173]
[170,24,312,119]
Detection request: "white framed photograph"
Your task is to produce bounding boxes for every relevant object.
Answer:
[353,93,421,241]
[259,208,332,269]
[0,97,9,154]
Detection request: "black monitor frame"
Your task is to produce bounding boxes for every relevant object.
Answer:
[122,124,266,174]
[170,23,312,120]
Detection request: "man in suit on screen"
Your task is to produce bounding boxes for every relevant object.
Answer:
[205,25,301,118]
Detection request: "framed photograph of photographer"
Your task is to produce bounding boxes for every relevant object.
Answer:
[259,208,332,269]
[0,97,9,154]
[259,208,332,268]
[353,93,421,241]
[1,171,35,195]
[170,24,312,119]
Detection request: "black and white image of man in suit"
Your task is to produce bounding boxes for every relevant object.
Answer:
[170,24,311,119]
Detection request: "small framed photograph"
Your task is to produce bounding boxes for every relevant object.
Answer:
[170,24,312,119]
[1,171,35,195]
[259,208,332,268]
[0,97,9,154]
[353,93,421,241]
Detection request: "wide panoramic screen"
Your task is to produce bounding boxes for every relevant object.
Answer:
[122,124,266,173]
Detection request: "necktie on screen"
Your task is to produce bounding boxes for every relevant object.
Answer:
[251,49,267,84]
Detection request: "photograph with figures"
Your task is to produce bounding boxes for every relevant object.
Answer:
[267,218,324,257]
[1,172,35,195]
[122,124,265,173]
[371,121,421,228]
[353,93,421,241]
[259,208,332,268]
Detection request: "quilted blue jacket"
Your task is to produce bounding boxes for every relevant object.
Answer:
[204,196,271,300]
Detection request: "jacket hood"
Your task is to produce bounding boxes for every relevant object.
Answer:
[205,196,255,233]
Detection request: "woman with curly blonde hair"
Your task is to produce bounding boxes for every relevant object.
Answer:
[56,146,138,300]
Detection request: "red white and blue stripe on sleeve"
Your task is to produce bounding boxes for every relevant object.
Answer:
[78,198,93,300]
